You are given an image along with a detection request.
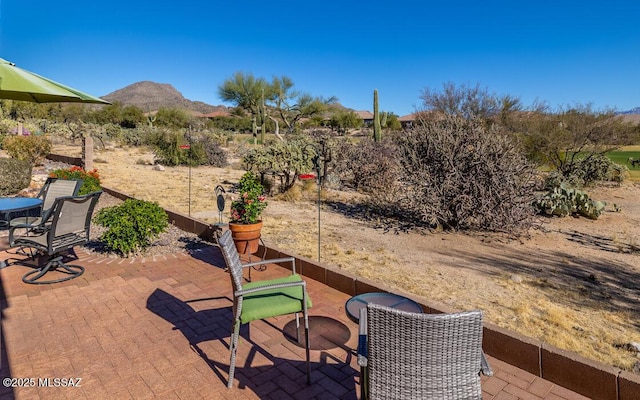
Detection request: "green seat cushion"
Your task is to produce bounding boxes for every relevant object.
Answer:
[240,274,312,324]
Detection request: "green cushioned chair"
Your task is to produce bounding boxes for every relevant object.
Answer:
[217,229,312,388]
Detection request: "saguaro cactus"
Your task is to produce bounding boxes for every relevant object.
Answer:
[373,89,381,142]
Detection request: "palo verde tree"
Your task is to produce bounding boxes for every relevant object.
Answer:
[269,75,336,134]
[218,72,270,144]
[218,73,336,142]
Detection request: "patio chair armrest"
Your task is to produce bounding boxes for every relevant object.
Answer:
[236,279,306,297]
[481,351,493,376]
[357,308,368,367]
[8,222,49,246]
[242,257,297,273]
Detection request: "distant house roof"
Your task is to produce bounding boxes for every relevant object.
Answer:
[355,110,374,120]
[143,110,207,117]
[203,110,231,118]
[398,113,417,122]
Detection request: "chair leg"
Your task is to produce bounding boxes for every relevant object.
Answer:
[295,312,301,342]
[227,319,241,388]
[22,256,85,285]
[304,313,310,385]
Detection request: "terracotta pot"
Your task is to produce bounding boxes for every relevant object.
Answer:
[228,221,263,254]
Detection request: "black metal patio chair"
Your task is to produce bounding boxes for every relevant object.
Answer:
[7,191,101,284]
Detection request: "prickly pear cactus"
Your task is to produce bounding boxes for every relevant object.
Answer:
[533,183,606,219]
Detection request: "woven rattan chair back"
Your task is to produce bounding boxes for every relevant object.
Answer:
[364,304,486,400]
[217,230,243,291]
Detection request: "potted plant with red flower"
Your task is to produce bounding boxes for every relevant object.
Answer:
[228,171,268,254]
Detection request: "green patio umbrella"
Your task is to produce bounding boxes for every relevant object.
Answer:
[0,58,110,104]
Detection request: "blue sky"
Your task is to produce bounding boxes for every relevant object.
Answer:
[1,0,639,116]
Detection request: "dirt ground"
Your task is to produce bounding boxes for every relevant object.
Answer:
[56,144,640,373]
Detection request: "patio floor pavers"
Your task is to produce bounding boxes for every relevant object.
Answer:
[0,244,591,399]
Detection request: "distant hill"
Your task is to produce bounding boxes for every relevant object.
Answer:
[618,107,640,115]
[103,81,226,114]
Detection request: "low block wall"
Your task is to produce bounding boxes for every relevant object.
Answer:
[46,154,82,166]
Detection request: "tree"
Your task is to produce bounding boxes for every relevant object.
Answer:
[420,82,523,126]
[154,107,191,129]
[269,75,336,133]
[517,104,638,178]
[120,105,146,128]
[218,72,269,143]
[384,113,401,131]
[328,110,363,134]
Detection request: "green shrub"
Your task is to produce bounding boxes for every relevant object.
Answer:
[0,158,32,195]
[93,199,168,256]
[2,135,52,165]
[49,166,102,195]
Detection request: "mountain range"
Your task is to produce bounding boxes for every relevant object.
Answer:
[103,81,226,114]
[619,107,640,115]
[104,81,640,119]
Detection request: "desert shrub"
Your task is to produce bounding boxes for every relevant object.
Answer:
[118,126,156,147]
[331,138,399,193]
[243,136,315,192]
[390,115,537,233]
[2,135,52,165]
[49,166,102,195]
[0,158,32,195]
[149,129,207,166]
[93,199,168,256]
[195,134,228,167]
[559,153,626,186]
[0,119,18,135]
[607,163,628,183]
[533,183,606,219]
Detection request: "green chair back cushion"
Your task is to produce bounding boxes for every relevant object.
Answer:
[240,274,312,324]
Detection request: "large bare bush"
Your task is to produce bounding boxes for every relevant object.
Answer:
[332,138,399,195]
[391,115,537,234]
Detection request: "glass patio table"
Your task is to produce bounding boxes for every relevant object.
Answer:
[0,197,43,228]
[345,292,423,323]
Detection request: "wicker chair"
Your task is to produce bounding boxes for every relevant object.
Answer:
[8,191,101,284]
[9,177,83,231]
[216,229,312,388]
[358,304,493,400]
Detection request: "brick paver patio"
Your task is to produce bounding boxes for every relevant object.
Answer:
[0,243,591,399]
